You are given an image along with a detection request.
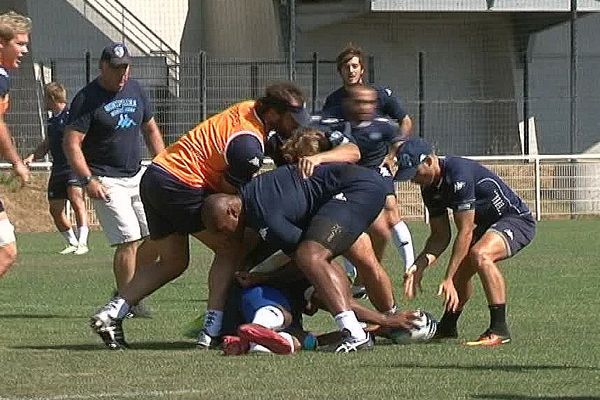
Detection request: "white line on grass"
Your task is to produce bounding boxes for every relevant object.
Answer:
[0,389,205,400]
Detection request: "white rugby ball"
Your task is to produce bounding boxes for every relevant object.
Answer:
[390,310,438,344]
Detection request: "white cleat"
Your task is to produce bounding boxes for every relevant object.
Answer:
[74,245,89,255]
[59,245,78,255]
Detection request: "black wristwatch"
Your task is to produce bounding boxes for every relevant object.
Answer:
[81,175,96,186]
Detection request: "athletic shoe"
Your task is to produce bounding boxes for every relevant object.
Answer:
[351,285,368,300]
[196,329,220,349]
[237,323,294,355]
[222,335,249,356]
[125,301,152,319]
[321,330,374,353]
[465,330,511,347]
[59,245,78,255]
[74,244,89,255]
[89,311,128,350]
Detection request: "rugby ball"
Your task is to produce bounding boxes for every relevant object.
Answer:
[389,310,438,344]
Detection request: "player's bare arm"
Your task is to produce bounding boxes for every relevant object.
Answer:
[141,117,165,156]
[438,209,475,311]
[63,128,108,201]
[0,106,29,186]
[298,142,360,178]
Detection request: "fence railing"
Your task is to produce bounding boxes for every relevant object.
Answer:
[9,153,600,230]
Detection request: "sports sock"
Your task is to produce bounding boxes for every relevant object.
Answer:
[104,296,130,319]
[489,304,509,334]
[249,342,272,353]
[334,310,367,340]
[203,309,223,337]
[391,221,414,270]
[61,228,78,246]
[77,225,89,246]
[252,305,285,330]
[439,309,462,333]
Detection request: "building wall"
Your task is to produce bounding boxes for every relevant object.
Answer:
[297,12,520,155]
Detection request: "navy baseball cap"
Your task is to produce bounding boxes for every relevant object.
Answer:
[394,138,433,181]
[288,103,311,127]
[100,43,131,66]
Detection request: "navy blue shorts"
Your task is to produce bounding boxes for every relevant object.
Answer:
[378,166,396,196]
[475,213,536,258]
[140,164,213,239]
[304,173,387,257]
[47,173,82,200]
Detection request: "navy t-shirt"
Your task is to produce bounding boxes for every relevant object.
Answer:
[322,85,407,121]
[241,163,379,253]
[422,156,531,228]
[0,67,10,98]
[66,78,153,177]
[47,108,72,177]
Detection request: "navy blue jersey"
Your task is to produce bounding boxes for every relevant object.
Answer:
[241,163,383,254]
[422,157,531,228]
[0,67,10,98]
[66,78,153,177]
[322,85,407,121]
[47,108,72,177]
[319,117,401,170]
[264,119,351,167]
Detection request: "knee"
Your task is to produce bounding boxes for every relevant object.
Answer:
[295,244,328,271]
[468,247,493,271]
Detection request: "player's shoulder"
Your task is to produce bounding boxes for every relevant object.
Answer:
[372,84,394,98]
[443,156,476,180]
[0,67,10,97]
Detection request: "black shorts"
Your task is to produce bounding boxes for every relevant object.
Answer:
[303,175,387,257]
[140,164,213,239]
[47,173,82,200]
[474,213,536,258]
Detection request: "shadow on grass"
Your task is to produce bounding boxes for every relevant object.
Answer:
[372,362,599,372]
[12,341,198,351]
[0,313,84,319]
[473,395,600,400]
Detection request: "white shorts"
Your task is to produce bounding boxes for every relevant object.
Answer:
[0,217,16,247]
[93,168,149,246]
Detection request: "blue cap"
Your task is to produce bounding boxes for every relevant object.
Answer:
[100,43,131,66]
[394,138,433,181]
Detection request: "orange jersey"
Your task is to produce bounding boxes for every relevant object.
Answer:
[153,100,266,191]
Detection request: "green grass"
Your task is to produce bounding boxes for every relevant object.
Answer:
[1,221,599,399]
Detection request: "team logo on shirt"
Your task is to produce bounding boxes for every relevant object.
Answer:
[503,229,514,241]
[454,181,466,192]
[248,157,261,168]
[115,114,137,129]
[333,192,347,202]
[258,227,269,241]
[114,45,126,58]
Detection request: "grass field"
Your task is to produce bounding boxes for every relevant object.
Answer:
[1,220,599,399]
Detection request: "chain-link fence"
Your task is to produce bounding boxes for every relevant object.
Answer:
[6,48,599,161]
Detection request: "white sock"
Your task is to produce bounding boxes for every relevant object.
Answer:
[203,309,223,337]
[392,221,415,270]
[61,228,78,246]
[77,225,89,246]
[343,258,357,281]
[105,296,130,319]
[334,310,367,340]
[278,331,295,353]
[252,305,285,330]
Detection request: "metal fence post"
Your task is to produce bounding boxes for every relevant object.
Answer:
[250,63,259,99]
[418,51,425,138]
[523,49,530,155]
[535,156,541,221]
[311,52,318,113]
[85,51,91,84]
[201,52,207,121]
[368,55,375,84]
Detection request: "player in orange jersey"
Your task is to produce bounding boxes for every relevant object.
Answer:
[90,82,312,350]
